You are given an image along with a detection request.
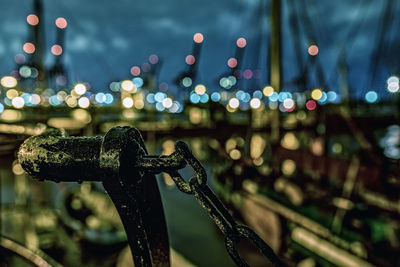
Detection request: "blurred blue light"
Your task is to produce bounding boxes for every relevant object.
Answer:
[155,102,165,111]
[177,102,184,113]
[105,93,114,104]
[49,95,62,106]
[318,92,328,104]
[211,92,221,102]
[365,91,378,103]
[190,93,200,104]
[269,92,279,102]
[326,91,337,102]
[4,98,12,106]
[278,92,288,102]
[253,90,263,99]
[95,93,105,103]
[154,92,166,102]
[21,93,33,106]
[146,93,155,103]
[242,93,251,102]
[0,103,4,113]
[200,93,209,103]
[132,77,144,88]
[236,90,245,100]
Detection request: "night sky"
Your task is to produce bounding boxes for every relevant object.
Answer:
[0,0,399,100]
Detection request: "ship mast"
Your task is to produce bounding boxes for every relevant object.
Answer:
[270,0,281,143]
[31,0,46,88]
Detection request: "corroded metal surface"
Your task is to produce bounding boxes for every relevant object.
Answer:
[18,126,171,266]
[18,126,282,266]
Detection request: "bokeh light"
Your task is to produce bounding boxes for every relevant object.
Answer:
[149,54,159,64]
[308,44,319,56]
[185,55,195,65]
[130,66,141,76]
[283,98,295,109]
[26,14,39,26]
[12,97,25,109]
[194,84,206,95]
[55,17,67,29]
[121,80,136,92]
[228,98,240,109]
[236,37,247,48]
[306,100,317,110]
[193,33,204,43]
[311,88,323,100]
[14,54,26,64]
[1,76,17,88]
[365,91,378,103]
[263,86,274,97]
[23,42,35,54]
[387,76,399,93]
[182,77,192,87]
[74,83,87,95]
[78,97,90,108]
[162,97,173,108]
[122,97,134,108]
[250,98,261,109]
[227,58,237,68]
[51,45,63,56]
[243,69,253,79]
[211,92,221,102]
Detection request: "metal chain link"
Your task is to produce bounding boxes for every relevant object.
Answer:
[141,141,283,267]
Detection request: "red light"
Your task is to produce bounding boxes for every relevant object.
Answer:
[23,43,35,54]
[185,55,195,65]
[306,100,317,110]
[51,45,63,56]
[55,17,67,29]
[236,37,247,48]
[193,33,204,44]
[308,45,319,56]
[27,14,39,26]
[227,58,237,68]
[130,66,141,76]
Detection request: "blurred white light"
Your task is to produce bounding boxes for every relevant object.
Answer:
[78,97,90,108]
[12,97,25,109]
[122,97,134,108]
[283,98,295,109]
[228,98,240,109]
[162,97,173,108]
[249,98,261,109]
[74,83,87,95]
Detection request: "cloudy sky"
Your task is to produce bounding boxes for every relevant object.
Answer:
[0,0,398,100]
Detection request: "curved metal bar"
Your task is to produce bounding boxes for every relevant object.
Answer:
[18,126,170,266]
[100,126,170,266]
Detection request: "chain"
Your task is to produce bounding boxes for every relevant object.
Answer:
[139,141,283,267]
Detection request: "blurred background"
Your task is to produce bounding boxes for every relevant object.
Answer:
[1,0,400,266]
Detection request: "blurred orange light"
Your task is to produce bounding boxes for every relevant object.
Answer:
[51,44,63,56]
[193,33,204,44]
[227,58,237,68]
[55,17,67,29]
[27,14,39,26]
[23,43,35,54]
[308,45,319,56]
[185,55,195,65]
[236,37,247,48]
